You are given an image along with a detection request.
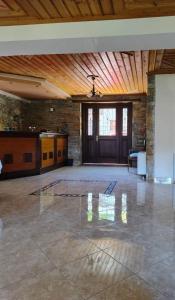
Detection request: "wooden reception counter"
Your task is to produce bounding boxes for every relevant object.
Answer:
[0,131,68,179]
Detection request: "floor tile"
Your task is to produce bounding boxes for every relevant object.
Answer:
[0,270,83,300]
[0,238,55,289]
[60,250,133,299]
[139,260,175,298]
[88,275,165,300]
[104,239,173,274]
[42,234,100,267]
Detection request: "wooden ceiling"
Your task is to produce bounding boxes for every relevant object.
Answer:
[153,49,175,74]
[0,50,166,99]
[0,1,175,26]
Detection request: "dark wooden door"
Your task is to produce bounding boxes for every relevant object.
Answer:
[82,103,132,164]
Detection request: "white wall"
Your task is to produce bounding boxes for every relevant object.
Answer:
[155,75,175,181]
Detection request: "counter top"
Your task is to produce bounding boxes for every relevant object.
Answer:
[0,131,68,138]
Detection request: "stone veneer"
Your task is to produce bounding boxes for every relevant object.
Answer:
[132,98,146,149]
[22,100,81,166]
[146,75,155,181]
[0,95,25,131]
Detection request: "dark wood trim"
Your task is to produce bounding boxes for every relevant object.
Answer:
[0,131,40,137]
[72,93,146,103]
[0,169,40,180]
[148,69,175,75]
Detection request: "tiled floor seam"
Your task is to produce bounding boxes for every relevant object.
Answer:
[102,248,171,298]
[30,237,59,271]
[83,273,136,300]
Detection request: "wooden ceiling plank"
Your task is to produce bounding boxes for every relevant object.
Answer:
[100,0,113,15]
[62,0,81,17]
[32,55,81,94]
[105,51,125,93]
[81,53,112,94]
[148,50,157,72]
[77,0,92,16]
[107,52,127,93]
[39,0,60,18]
[2,0,175,25]
[88,0,102,15]
[0,59,23,75]
[92,52,117,93]
[0,8,25,17]
[50,0,70,17]
[15,0,40,17]
[58,56,95,92]
[161,59,175,69]
[0,56,34,76]
[3,0,21,11]
[129,53,139,92]
[53,54,92,92]
[121,53,136,92]
[66,54,94,88]
[100,51,123,93]
[155,49,164,70]
[114,52,131,92]
[73,53,109,92]
[112,0,124,14]
[29,0,51,19]
[5,55,73,95]
[134,51,143,92]
[142,50,149,93]
[45,55,90,91]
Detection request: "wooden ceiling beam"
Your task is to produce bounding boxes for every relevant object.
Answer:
[0,72,70,98]
[148,69,175,75]
[71,93,147,102]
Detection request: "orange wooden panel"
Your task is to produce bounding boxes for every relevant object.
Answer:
[41,137,54,168]
[0,137,36,172]
[56,136,68,163]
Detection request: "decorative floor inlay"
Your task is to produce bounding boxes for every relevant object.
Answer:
[30,179,117,197]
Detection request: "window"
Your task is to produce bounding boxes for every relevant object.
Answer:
[88,108,93,136]
[99,108,116,136]
[122,108,128,136]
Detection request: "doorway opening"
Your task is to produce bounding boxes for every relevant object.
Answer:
[82,103,132,164]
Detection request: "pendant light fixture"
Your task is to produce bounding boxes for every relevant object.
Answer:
[87,75,103,98]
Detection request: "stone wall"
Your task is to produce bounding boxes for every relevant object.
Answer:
[132,98,146,149]
[22,100,81,165]
[146,75,155,181]
[0,95,25,131]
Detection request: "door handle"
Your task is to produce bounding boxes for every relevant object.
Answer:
[96,135,99,142]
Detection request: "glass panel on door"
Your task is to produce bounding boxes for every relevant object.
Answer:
[99,108,116,136]
[122,108,128,136]
[88,108,93,136]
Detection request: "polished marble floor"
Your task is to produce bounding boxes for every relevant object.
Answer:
[0,166,175,299]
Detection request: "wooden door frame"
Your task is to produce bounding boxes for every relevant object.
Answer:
[82,102,133,164]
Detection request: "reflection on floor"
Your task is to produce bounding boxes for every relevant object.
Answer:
[0,166,175,299]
